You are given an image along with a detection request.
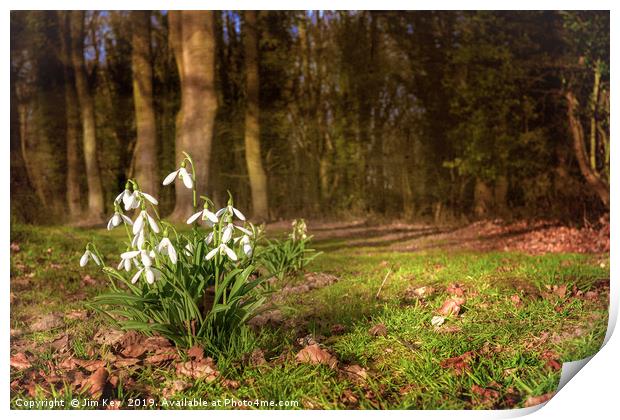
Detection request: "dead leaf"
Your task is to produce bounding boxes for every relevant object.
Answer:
[143,335,172,351]
[74,359,106,372]
[118,331,147,358]
[248,348,267,366]
[471,384,500,407]
[524,392,555,407]
[295,344,338,368]
[438,297,465,316]
[331,324,346,335]
[368,323,388,337]
[145,348,178,364]
[93,328,125,346]
[82,367,109,397]
[341,389,358,406]
[222,379,240,389]
[114,357,141,368]
[66,310,88,321]
[162,379,190,398]
[510,294,522,306]
[431,315,445,327]
[30,313,62,332]
[447,283,465,296]
[10,353,31,370]
[175,357,219,381]
[541,350,562,371]
[341,364,367,382]
[439,350,475,375]
[81,275,97,286]
[11,242,20,252]
[50,334,70,353]
[187,345,205,361]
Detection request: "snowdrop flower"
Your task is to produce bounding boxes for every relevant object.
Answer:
[79,250,101,267]
[139,191,159,206]
[133,210,160,234]
[120,249,155,268]
[221,223,234,243]
[107,211,133,231]
[235,225,253,236]
[163,166,193,189]
[184,243,194,257]
[205,231,215,245]
[186,207,218,225]
[157,237,177,265]
[114,188,136,210]
[216,205,246,221]
[132,229,146,249]
[205,243,238,262]
[241,235,252,257]
[131,266,160,285]
[117,251,136,272]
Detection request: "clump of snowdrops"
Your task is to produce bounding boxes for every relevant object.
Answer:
[80,153,265,350]
[257,219,321,281]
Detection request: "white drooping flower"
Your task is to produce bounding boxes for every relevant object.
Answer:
[157,237,178,265]
[235,225,252,236]
[184,243,194,257]
[162,166,193,189]
[131,266,160,285]
[205,231,215,245]
[216,205,246,221]
[79,250,101,267]
[132,229,146,249]
[115,188,136,211]
[120,249,155,268]
[205,243,238,262]
[107,212,133,231]
[221,223,234,243]
[139,191,159,206]
[117,251,137,272]
[241,235,252,257]
[133,210,160,234]
[186,207,218,225]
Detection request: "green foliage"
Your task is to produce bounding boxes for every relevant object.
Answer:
[257,219,321,280]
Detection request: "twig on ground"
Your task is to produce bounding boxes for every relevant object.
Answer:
[375,269,392,300]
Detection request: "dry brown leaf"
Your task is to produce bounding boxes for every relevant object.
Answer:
[175,358,219,381]
[341,389,358,406]
[118,331,147,358]
[74,359,106,372]
[330,324,346,335]
[82,367,109,397]
[222,379,240,389]
[295,344,338,368]
[524,392,555,407]
[10,353,31,370]
[114,357,141,368]
[439,350,475,375]
[447,283,465,297]
[66,310,88,321]
[93,328,125,346]
[510,294,522,306]
[30,313,62,332]
[248,348,267,366]
[81,275,97,286]
[471,384,500,407]
[438,297,466,316]
[187,345,205,361]
[341,364,367,382]
[11,242,20,252]
[145,348,178,364]
[162,379,190,398]
[368,323,388,337]
[144,335,172,351]
[50,334,70,353]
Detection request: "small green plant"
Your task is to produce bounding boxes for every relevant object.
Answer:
[257,219,321,280]
[80,153,266,351]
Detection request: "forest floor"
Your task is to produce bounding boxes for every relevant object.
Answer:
[9,219,609,409]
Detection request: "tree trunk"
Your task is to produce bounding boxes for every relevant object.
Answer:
[474,178,492,218]
[70,10,105,220]
[566,91,609,208]
[131,11,158,197]
[243,11,269,221]
[168,11,218,220]
[58,11,82,218]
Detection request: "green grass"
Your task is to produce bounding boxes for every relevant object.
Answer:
[10,223,609,409]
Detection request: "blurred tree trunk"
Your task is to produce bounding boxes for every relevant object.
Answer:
[243,11,269,221]
[70,10,105,221]
[58,11,82,218]
[131,11,159,197]
[168,11,218,220]
[474,179,492,218]
[566,91,609,208]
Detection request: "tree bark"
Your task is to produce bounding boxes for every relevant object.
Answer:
[566,91,609,208]
[243,11,269,221]
[131,11,158,197]
[168,11,218,220]
[70,10,105,220]
[58,11,82,218]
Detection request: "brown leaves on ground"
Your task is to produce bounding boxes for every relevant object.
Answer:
[510,294,522,307]
[295,344,338,368]
[82,367,109,398]
[330,324,346,335]
[439,350,476,375]
[471,383,500,408]
[446,283,465,297]
[10,352,32,370]
[30,313,63,332]
[246,348,267,367]
[524,392,555,407]
[368,323,388,337]
[541,350,562,371]
[175,357,219,381]
[340,364,367,383]
[162,379,190,398]
[437,297,466,316]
